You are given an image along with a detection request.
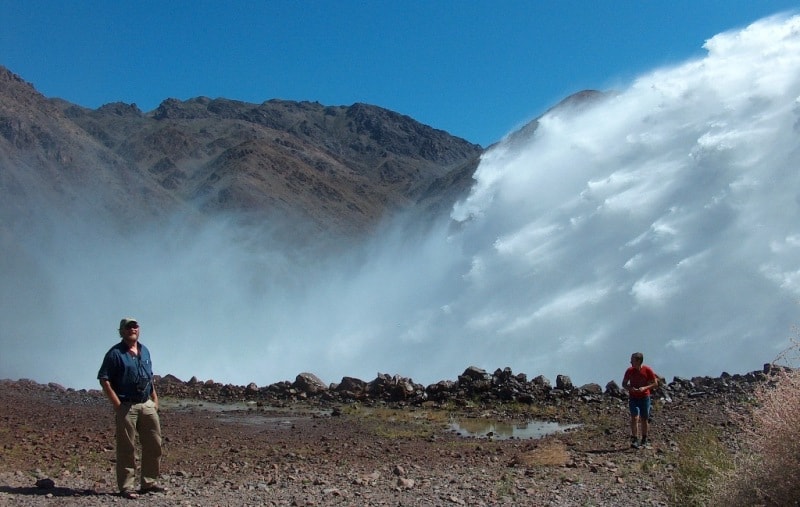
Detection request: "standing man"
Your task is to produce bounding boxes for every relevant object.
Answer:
[98,317,165,499]
[622,351,658,449]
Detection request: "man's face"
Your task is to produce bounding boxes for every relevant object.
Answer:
[122,321,140,341]
[630,356,642,369]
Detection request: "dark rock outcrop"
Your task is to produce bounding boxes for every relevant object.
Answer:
[152,363,781,409]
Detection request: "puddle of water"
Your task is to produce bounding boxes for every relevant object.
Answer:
[161,400,578,437]
[161,399,261,412]
[218,413,303,427]
[160,398,332,426]
[449,418,581,440]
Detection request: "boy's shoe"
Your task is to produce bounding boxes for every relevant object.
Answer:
[640,437,651,449]
[630,436,640,448]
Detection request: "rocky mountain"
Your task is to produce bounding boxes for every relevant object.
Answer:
[0,65,482,238]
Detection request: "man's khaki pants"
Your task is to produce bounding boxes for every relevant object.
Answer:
[115,399,162,492]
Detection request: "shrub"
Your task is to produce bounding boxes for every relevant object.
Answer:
[666,426,732,506]
[706,342,800,506]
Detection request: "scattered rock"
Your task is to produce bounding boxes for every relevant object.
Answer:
[0,364,783,506]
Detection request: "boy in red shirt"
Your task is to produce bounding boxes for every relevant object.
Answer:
[622,352,658,449]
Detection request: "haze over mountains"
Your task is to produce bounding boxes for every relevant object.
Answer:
[0,63,497,388]
[2,13,800,391]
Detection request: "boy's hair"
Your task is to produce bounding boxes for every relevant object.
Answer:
[631,352,644,362]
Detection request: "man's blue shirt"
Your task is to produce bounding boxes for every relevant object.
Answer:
[97,341,154,403]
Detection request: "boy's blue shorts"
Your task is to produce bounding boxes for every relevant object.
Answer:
[629,396,651,419]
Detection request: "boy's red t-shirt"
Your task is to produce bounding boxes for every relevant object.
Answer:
[624,365,657,398]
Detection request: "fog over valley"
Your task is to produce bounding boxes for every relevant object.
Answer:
[2,14,800,390]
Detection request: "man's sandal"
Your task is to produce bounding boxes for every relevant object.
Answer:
[121,490,140,499]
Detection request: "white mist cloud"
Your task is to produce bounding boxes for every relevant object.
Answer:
[446,13,800,382]
[2,14,800,391]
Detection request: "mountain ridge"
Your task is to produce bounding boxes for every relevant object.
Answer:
[1,65,486,239]
[1,64,608,241]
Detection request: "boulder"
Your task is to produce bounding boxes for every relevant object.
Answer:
[335,376,367,394]
[367,373,421,402]
[492,367,514,383]
[605,380,623,397]
[531,375,551,389]
[556,374,573,391]
[459,366,488,382]
[293,373,328,395]
[579,383,602,395]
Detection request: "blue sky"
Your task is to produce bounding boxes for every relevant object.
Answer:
[1,1,798,146]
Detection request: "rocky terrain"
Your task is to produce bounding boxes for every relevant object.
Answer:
[0,365,773,506]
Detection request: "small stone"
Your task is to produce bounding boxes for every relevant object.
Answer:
[397,477,415,489]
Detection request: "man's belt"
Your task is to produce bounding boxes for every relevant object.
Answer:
[121,395,149,404]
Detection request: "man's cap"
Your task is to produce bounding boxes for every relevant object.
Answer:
[119,317,138,330]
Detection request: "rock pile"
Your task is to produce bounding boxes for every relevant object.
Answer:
[155,363,783,406]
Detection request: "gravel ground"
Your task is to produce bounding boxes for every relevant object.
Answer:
[0,378,746,506]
